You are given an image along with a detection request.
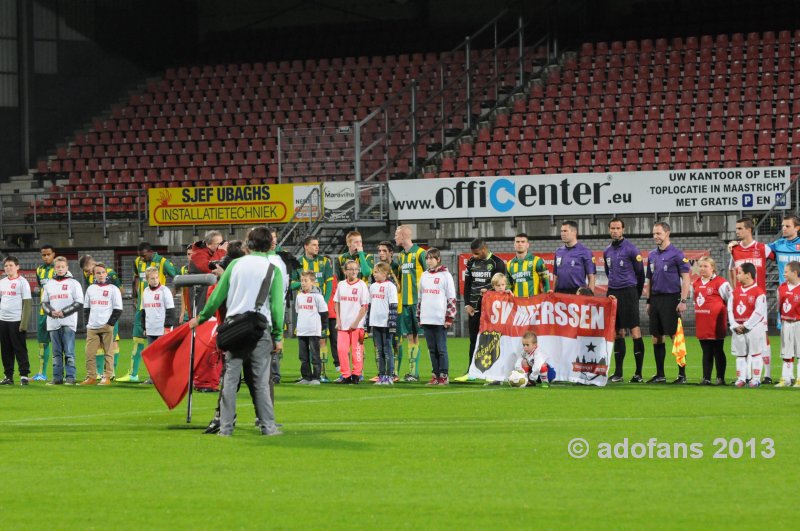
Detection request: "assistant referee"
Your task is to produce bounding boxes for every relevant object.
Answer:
[645,221,691,384]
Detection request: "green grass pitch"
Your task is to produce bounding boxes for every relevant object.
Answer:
[2,336,799,529]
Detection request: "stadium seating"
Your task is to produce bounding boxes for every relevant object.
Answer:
[435,30,799,178]
[32,48,534,218]
[32,30,800,216]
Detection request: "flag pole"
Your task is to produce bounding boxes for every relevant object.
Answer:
[187,285,198,423]
[173,273,217,423]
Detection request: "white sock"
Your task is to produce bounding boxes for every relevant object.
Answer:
[751,355,763,381]
[763,355,772,378]
[746,355,753,380]
[736,357,748,381]
[783,360,794,383]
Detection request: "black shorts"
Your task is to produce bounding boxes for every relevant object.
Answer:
[555,287,578,295]
[607,286,640,330]
[649,293,681,337]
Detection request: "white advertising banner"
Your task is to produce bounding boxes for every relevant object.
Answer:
[322,182,356,222]
[389,167,791,220]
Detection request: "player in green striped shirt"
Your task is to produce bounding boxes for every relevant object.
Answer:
[291,236,335,381]
[32,245,56,381]
[336,231,374,283]
[395,225,427,382]
[506,233,550,297]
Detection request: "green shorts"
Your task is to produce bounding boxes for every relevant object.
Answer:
[398,304,420,336]
[132,309,146,338]
[37,314,50,344]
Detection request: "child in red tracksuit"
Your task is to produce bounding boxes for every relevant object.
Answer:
[692,257,731,385]
[334,260,370,384]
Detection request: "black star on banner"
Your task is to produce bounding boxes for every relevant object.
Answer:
[586,342,596,353]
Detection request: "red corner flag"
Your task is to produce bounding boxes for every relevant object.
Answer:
[142,320,218,409]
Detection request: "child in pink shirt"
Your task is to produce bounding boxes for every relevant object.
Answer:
[334,260,370,384]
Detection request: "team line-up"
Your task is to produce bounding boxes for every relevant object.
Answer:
[1,218,800,390]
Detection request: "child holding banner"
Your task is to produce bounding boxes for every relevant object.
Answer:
[482,273,512,296]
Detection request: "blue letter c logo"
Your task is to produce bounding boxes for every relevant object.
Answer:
[490,178,515,212]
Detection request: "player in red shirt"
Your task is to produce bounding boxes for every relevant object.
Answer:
[692,257,732,385]
[776,261,800,387]
[728,217,775,382]
[727,263,768,388]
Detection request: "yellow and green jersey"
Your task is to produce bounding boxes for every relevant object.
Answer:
[36,263,55,315]
[291,255,334,303]
[389,258,401,283]
[507,253,550,297]
[134,252,178,310]
[398,244,426,305]
[337,251,374,283]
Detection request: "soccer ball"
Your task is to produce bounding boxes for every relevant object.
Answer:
[508,370,528,387]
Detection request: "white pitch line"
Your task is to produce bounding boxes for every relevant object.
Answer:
[0,387,498,425]
[285,413,781,428]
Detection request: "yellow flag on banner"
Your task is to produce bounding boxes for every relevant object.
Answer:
[672,318,687,367]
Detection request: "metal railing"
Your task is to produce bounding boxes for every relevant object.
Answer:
[0,188,147,240]
[276,125,354,184]
[276,184,324,253]
[353,9,554,182]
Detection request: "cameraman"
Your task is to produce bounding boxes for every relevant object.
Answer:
[189,230,228,311]
[190,227,284,437]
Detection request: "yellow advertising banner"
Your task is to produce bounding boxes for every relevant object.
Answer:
[148,183,321,226]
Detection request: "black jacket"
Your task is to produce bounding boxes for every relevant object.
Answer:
[463,253,507,311]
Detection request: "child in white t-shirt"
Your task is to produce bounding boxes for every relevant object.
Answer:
[141,266,176,345]
[0,256,32,385]
[368,262,398,385]
[512,331,550,388]
[417,248,457,386]
[334,260,370,384]
[41,256,84,385]
[295,271,328,385]
[80,263,123,385]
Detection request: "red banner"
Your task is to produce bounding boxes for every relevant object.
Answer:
[480,290,617,341]
[468,290,617,385]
